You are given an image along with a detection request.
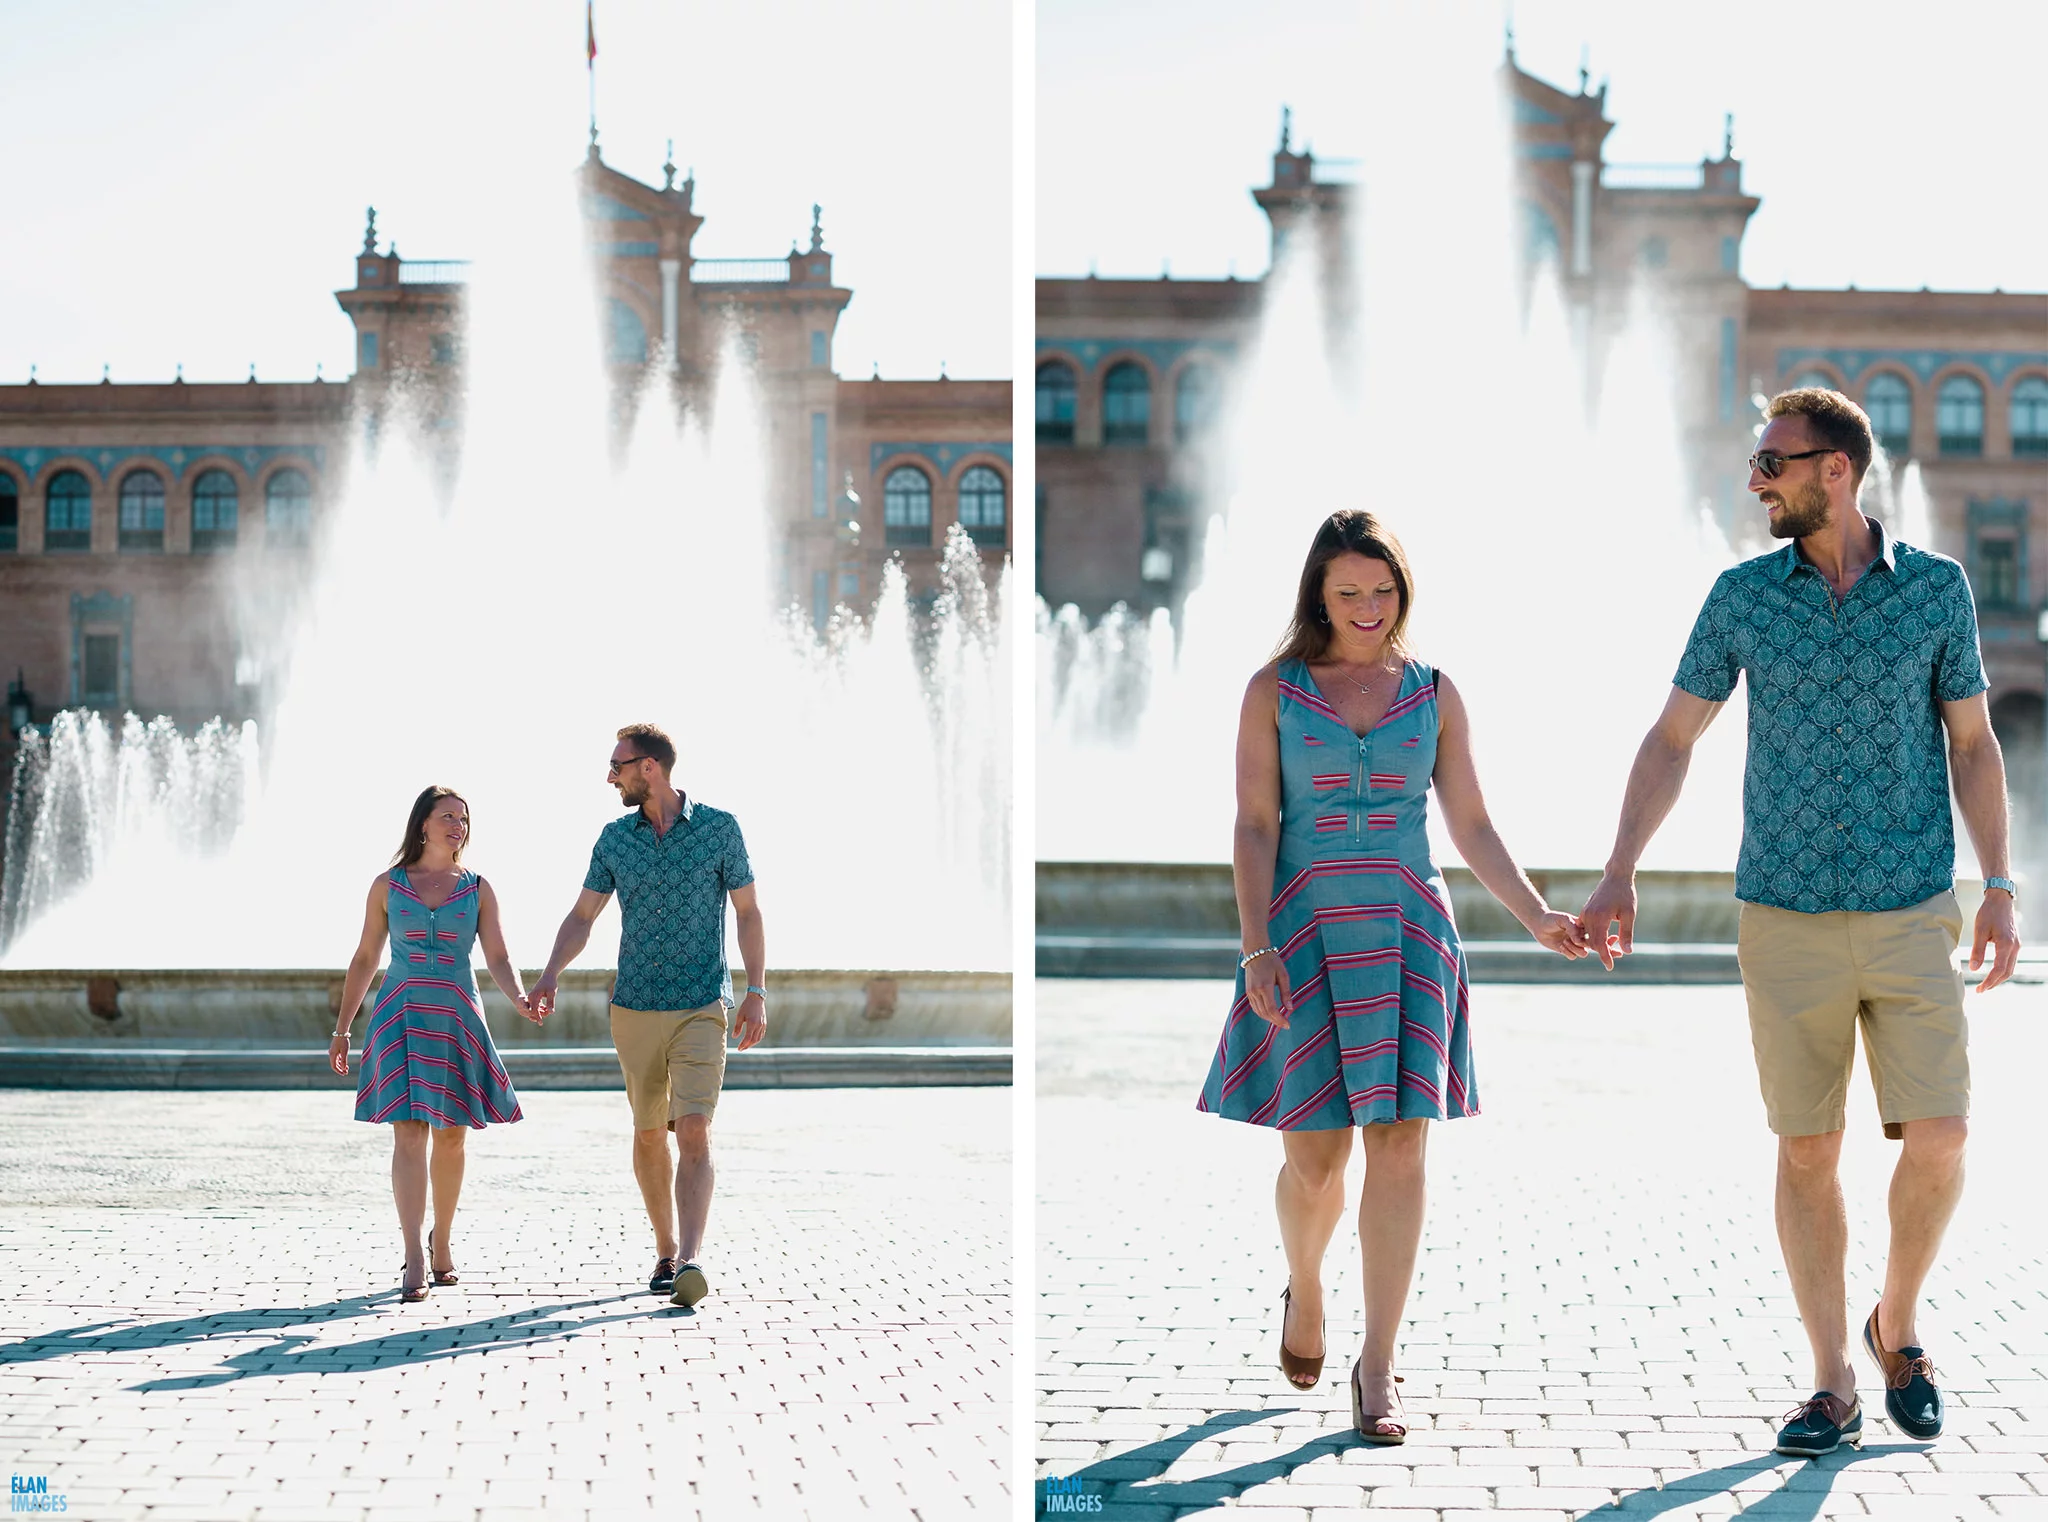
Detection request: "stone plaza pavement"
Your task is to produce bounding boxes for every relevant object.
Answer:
[0,1086,1010,1521]
[1039,978,2048,1520]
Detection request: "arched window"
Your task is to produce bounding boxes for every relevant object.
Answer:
[1864,373,1913,456]
[608,298,648,366]
[265,468,313,546]
[1101,361,1152,447]
[45,470,91,552]
[2011,376,2048,458]
[192,469,239,553]
[1175,364,1221,443]
[957,466,1006,548]
[1036,361,1076,445]
[118,469,165,553]
[1937,375,1985,456]
[883,466,932,548]
[0,473,17,554]
[1789,370,1837,392]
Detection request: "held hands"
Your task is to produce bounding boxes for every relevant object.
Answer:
[513,991,545,1025]
[734,991,768,1051]
[1244,950,1293,1028]
[1578,870,1638,971]
[529,976,558,1022]
[328,1032,350,1076]
[1970,891,2021,993]
[1529,909,1593,960]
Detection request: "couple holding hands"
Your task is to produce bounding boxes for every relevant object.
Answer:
[327,723,766,1307]
[1200,388,2020,1457]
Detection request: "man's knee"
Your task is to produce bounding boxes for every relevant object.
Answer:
[1779,1129,1844,1179]
[1900,1115,1968,1169]
[673,1113,712,1162]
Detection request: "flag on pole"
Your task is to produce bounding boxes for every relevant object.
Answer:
[586,1,597,63]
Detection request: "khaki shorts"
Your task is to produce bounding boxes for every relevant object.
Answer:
[609,1002,729,1128]
[1737,891,1969,1139]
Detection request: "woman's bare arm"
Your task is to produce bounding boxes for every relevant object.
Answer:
[475,878,537,1020]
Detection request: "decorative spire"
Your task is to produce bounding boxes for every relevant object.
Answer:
[663,139,676,191]
[1578,45,1590,93]
[1279,105,1293,154]
[1723,111,1735,159]
[1504,16,1515,61]
[362,206,378,255]
[809,203,824,253]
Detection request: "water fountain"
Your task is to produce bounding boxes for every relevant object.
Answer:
[1,170,1010,1059]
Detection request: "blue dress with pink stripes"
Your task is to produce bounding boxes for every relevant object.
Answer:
[1198,658,1478,1131]
[353,867,523,1129]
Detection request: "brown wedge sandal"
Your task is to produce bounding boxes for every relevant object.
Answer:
[1277,1284,1325,1389]
[1350,1358,1407,1444]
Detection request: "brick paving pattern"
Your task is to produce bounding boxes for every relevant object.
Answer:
[0,1087,1009,1520]
[1038,979,2048,1520]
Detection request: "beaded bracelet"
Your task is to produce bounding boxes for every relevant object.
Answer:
[1239,947,1278,970]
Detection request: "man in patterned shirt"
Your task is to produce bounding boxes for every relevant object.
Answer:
[1581,388,2020,1457]
[531,722,766,1309]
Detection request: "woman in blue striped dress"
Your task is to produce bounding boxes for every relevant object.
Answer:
[328,786,537,1302]
[1197,510,1591,1440]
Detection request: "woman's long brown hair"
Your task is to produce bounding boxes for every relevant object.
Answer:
[1271,509,1416,666]
[392,785,468,869]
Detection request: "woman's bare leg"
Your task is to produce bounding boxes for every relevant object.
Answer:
[1275,1128,1353,1384]
[429,1126,467,1272]
[1355,1118,1430,1416]
[391,1121,430,1290]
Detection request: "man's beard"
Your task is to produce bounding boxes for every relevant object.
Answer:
[618,780,649,806]
[1767,476,1832,539]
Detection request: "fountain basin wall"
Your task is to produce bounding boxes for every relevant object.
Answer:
[1038,862,1770,982]
[0,968,1011,1047]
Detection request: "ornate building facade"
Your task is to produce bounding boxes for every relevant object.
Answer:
[1036,56,2048,731]
[0,146,1011,774]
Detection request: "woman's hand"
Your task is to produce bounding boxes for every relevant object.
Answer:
[513,992,544,1025]
[1529,910,1592,960]
[1244,950,1292,1027]
[328,1032,351,1076]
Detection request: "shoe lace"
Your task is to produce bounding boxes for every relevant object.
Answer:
[1783,1392,1848,1427]
[1891,1353,1935,1389]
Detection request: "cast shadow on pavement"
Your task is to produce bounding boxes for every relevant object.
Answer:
[0,1292,677,1389]
[1046,1407,1393,1513]
[1581,1442,1934,1520]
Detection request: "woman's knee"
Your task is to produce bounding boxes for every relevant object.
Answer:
[1361,1120,1429,1174]
[392,1120,429,1151]
[432,1125,468,1151]
[1279,1135,1348,1194]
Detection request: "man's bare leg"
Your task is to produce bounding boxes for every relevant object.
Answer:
[632,1127,679,1261]
[1777,1129,1855,1398]
[674,1114,715,1262]
[1275,1129,1350,1384]
[1877,1117,1967,1348]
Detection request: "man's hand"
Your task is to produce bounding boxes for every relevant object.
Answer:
[1970,891,2021,993]
[734,991,767,1051]
[1579,870,1638,971]
[529,976,558,1022]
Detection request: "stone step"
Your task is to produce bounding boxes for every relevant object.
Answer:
[0,1044,1013,1090]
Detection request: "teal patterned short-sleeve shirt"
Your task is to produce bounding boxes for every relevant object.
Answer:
[1673,520,1987,914]
[583,796,754,1010]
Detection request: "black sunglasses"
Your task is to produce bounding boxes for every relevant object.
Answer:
[606,754,648,774]
[1749,447,1838,480]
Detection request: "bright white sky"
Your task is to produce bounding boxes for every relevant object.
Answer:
[1038,0,2048,296]
[0,0,1011,386]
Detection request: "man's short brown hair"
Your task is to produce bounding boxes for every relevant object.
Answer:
[1766,387,1876,489]
[616,722,676,775]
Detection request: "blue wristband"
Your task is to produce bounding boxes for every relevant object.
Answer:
[745,984,767,998]
[1984,876,2017,897]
